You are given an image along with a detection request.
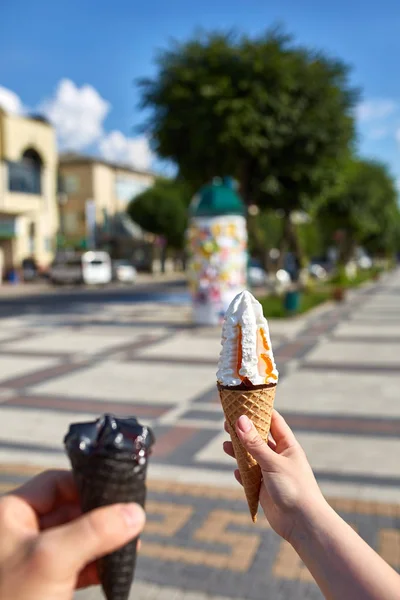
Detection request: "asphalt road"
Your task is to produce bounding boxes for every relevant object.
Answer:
[0,277,189,318]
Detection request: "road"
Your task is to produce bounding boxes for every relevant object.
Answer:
[0,275,189,318]
[0,271,399,599]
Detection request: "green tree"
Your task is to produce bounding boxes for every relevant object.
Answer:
[297,218,326,260]
[127,178,192,250]
[319,158,399,264]
[138,28,358,262]
[247,209,283,270]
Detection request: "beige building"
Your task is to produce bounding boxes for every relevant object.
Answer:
[0,109,59,274]
[58,153,155,249]
[0,111,156,276]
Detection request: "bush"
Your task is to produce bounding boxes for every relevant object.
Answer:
[258,289,330,318]
[329,266,382,288]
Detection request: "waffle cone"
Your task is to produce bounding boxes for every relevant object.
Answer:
[68,451,148,600]
[218,384,276,522]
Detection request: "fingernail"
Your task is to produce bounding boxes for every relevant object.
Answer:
[237,415,251,433]
[120,503,143,527]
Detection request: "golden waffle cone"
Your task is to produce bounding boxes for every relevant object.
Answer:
[218,383,276,522]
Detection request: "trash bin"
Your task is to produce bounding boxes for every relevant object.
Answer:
[284,290,300,313]
[187,177,248,325]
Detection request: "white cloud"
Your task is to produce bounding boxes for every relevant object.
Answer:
[0,85,24,114]
[40,79,110,150]
[0,80,154,170]
[99,131,154,171]
[356,99,397,122]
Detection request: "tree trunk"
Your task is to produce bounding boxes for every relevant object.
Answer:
[263,249,275,273]
[247,214,271,272]
[160,246,167,273]
[338,233,356,266]
[282,212,305,268]
[276,234,288,271]
[239,163,252,207]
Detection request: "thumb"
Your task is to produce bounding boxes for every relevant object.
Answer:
[38,503,145,578]
[236,415,278,470]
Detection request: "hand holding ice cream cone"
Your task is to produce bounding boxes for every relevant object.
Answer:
[217,290,278,521]
[223,411,324,542]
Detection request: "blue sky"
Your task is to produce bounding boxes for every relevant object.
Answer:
[1,0,400,182]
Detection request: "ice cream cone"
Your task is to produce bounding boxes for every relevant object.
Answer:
[218,383,276,522]
[64,415,154,600]
[69,452,147,600]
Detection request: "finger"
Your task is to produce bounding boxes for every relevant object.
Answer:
[76,561,99,589]
[235,415,278,470]
[37,503,145,579]
[267,437,277,452]
[234,469,243,486]
[0,494,37,530]
[39,503,82,530]
[13,470,78,516]
[224,421,230,434]
[0,496,37,557]
[270,410,297,453]
[223,441,235,459]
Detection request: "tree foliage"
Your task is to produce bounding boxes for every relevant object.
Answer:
[247,209,283,268]
[127,178,193,249]
[319,158,399,261]
[138,28,358,216]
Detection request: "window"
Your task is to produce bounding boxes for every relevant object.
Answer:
[65,257,82,266]
[8,161,41,194]
[53,257,82,268]
[8,148,43,195]
[63,175,80,194]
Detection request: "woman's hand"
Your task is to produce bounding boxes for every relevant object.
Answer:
[0,469,145,600]
[223,410,326,542]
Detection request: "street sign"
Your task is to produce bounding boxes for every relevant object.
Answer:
[85,199,96,248]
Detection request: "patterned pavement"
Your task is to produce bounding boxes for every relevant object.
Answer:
[0,272,400,599]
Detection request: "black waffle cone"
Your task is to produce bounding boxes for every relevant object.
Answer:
[69,451,147,600]
[64,415,154,600]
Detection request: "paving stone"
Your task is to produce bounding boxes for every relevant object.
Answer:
[3,272,400,600]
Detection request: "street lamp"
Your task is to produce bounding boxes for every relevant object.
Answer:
[57,192,68,247]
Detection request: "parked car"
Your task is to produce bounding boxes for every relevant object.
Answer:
[21,257,39,282]
[112,260,137,284]
[50,251,112,286]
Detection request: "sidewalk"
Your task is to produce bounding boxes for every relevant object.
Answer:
[0,271,398,599]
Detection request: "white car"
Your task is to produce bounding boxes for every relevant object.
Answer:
[113,260,137,283]
[50,251,112,286]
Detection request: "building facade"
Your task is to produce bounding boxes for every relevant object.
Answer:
[0,110,156,276]
[0,109,59,273]
[58,153,155,254]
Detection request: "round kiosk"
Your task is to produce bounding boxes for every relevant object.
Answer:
[187,177,248,325]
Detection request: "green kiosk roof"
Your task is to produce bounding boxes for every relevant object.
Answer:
[189,177,245,218]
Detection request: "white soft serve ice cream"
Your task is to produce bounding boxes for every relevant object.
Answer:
[217,290,278,387]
